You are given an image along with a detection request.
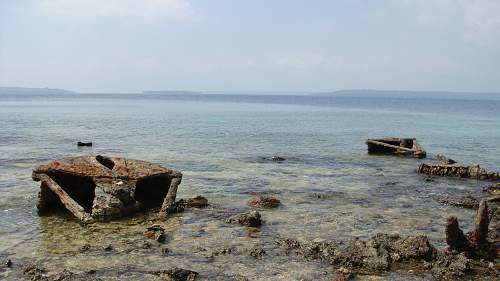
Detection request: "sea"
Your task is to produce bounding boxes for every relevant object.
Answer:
[1,92,499,280]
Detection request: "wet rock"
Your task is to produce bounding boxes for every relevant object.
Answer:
[212,246,237,256]
[179,195,209,208]
[249,247,266,259]
[78,244,91,253]
[103,245,113,252]
[276,238,301,249]
[248,195,280,209]
[436,154,457,164]
[437,195,480,209]
[152,267,198,281]
[91,195,123,221]
[280,233,436,273]
[144,225,166,243]
[225,211,262,227]
[23,264,46,280]
[484,183,500,195]
[3,259,12,269]
[161,247,170,255]
[432,253,470,279]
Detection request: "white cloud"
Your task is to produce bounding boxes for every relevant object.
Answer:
[38,0,198,22]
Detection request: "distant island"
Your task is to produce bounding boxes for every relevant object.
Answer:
[311,89,500,99]
[142,90,202,95]
[0,87,76,95]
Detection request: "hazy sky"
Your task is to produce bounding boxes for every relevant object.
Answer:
[1,0,500,93]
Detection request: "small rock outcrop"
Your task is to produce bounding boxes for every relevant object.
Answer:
[248,195,280,209]
[225,211,262,227]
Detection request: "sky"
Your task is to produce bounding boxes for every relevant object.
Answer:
[0,0,500,93]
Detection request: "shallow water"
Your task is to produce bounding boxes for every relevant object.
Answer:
[1,93,499,280]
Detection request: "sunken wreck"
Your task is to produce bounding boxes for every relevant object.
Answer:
[32,155,182,223]
[366,137,426,158]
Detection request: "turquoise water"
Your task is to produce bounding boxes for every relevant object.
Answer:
[1,93,499,280]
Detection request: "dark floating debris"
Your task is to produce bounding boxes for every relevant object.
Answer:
[417,163,500,180]
[225,211,262,227]
[77,142,92,147]
[366,137,426,158]
[270,156,286,162]
[32,155,183,223]
[248,195,280,209]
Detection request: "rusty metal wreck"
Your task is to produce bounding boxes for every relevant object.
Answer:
[32,155,182,223]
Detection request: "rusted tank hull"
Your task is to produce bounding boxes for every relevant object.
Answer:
[366,137,426,158]
[32,155,182,223]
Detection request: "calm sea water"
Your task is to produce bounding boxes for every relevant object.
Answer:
[1,92,499,280]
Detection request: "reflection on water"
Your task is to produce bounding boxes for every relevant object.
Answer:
[1,94,499,280]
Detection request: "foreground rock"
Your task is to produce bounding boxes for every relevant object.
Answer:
[225,211,262,227]
[32,155,183,223]
[277,202,499,280]
[248,195,280,209]
[417,163,499,180]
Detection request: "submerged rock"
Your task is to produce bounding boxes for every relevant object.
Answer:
[249,247,266,259]
[248,195,280,209]
[144,224,167,243]
[225,211,262,227]
[152,267,198,281]
[437,195,480,209]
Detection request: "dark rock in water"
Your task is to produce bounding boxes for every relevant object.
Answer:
[79,244,91,253]
[484,183,500,195]
[248,195,280,208]
[225,211,262,227]
[276,238,301,249]
[23,264,46,280]
[432,253,470,279]
[77,142,92,147]
[4,259,12,268]
[178,195,209,208]
[436,154,457,164]
[144,224,166,243]
[437,195,480,209]
[91,195,123,221]
[152,267,198,281]
[161,247,170,255]
[103,245,114,252]
[249,247,266,259]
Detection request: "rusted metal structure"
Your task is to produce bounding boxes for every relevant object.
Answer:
[366,137,426,158]
[417,163,499,180]
[32,155,182,223]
